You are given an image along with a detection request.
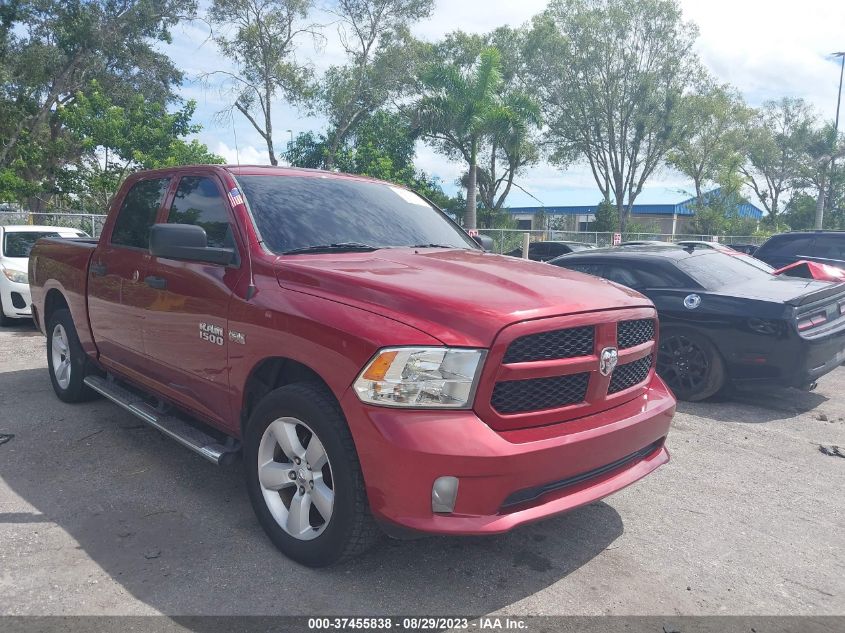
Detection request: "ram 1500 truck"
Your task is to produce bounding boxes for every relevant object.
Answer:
[29,165,675,567]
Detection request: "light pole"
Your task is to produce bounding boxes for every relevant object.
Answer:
[286,129,294,147]
[824,52,845,225]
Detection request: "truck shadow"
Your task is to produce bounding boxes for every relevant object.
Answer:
[0,367,623,616]
[676,385,828,423]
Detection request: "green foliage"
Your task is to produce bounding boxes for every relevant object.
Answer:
[593,199,619,232]
[56,83,222,210]
[741,97,816,221]
[208,0,320,165]
[284,110,461,214]
[413,44,541,228]
[525,0,699,231]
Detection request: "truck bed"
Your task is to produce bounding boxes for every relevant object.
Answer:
[29,236,97,354]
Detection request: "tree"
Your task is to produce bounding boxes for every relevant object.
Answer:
[793,122,845,228]
[666,81,750,202]
[593,198,619,232]
[0,0,193,168]
[319,0,433,167]
[412,46,540,228]
[58,84,222,210]
[525,0,699,230]
[207,0,322,165]
[740,97,815,227]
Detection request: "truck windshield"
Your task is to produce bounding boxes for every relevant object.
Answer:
[675,251,773,290]
[236,175,478,254]
[3,231,62,258]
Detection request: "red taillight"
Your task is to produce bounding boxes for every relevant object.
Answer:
[798,312,829,331]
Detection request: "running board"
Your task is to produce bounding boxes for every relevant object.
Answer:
[83,375,239,466]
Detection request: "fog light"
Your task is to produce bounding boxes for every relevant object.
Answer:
[431,476,459,513]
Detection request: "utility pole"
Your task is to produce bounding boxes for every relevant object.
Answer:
[819,52,845,228]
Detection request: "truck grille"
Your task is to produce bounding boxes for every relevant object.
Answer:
[609,354,653,394]
[491,373,589,414]
[480,309,657,427]
[617,319,655,349]
[503,326,594,363]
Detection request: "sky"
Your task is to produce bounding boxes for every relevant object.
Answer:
[161,0,845,209]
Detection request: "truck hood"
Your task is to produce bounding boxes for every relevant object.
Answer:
[275,248,651,347]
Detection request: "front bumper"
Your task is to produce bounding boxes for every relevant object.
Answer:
[341,373,675,535]
[0,278,32,319]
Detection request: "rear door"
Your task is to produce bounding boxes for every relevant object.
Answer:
[141,173,244,425]
[88,177,170,372]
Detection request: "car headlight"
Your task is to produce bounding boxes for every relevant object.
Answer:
[354,347,487,408]
[1,267,27,284]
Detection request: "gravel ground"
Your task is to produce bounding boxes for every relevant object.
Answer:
[0,320,843,616]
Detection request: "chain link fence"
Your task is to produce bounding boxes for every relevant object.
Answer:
[477,228,768,255]
[0,211,108,238]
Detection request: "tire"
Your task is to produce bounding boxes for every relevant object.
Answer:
[46,308,98,403]
[244,383,381,567]
[656,328,726,401]
[0,296,15,327]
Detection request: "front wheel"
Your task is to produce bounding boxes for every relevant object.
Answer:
[244,383,381,567]
[656,329,726,401]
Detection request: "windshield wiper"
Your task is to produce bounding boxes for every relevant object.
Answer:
[282,242,380,255]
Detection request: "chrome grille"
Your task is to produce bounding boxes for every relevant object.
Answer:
[491,373,589,414]
[503,326,594,363]
[609,355,653,394]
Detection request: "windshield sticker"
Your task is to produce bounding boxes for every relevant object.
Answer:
[388,186,428,207]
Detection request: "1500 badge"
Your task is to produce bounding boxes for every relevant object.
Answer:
[199,322,224,346]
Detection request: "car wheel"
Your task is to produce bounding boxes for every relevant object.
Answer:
[656,329,725,401]
[46,309,98,403]
[244,383,381,567]
[0,296,15,327]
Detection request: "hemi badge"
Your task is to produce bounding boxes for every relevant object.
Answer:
[229,330,246,345]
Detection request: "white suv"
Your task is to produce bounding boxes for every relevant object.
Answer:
[1,225,87,326]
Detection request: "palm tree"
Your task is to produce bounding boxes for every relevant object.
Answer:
[413,47,527,229]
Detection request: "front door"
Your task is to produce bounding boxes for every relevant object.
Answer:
[88,177,170,373]
[141,174,244,426]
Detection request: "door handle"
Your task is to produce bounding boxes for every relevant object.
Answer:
[90,262,107,277]
[144,275,167,290]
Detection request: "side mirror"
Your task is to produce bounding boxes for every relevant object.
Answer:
[149,224,234,266]
[472,234,494,252]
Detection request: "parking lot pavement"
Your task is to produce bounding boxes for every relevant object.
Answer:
[1,320,843,617]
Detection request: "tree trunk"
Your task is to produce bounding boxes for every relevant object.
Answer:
[815,172,827,230]
[465,145,478,229]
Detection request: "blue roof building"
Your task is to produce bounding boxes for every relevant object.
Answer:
[506,189,764,233]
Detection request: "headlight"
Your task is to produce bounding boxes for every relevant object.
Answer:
[1,267,27,284]
[354,347,486,408]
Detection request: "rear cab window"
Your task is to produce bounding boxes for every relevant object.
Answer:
[111,178,171,249]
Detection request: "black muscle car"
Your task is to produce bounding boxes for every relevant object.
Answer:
[549,246,845,401]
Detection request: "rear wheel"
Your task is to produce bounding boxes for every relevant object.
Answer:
[657,329,725,401]
[244,383,381,567]
[46,309,97,403]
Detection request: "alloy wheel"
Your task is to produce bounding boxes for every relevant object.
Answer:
[51,323,72,390]
[657,334,710,393]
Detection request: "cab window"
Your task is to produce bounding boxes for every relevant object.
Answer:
[111,178,170,248]
[167,176,234,249]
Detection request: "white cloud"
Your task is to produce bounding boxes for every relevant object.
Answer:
[213,141,271,166]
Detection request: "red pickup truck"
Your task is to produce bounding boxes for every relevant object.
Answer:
[29,165,675,566]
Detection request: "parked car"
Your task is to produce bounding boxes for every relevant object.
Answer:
[505,241,595,262]
[549,246,845,401]
[727,243,758,255]
[754,231,845,270]
[505,240,594,261]
[29,165,675,567]
[774,260,845,282]
[1,224,86,326]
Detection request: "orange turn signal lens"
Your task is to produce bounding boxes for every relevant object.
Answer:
[362,351,398,381]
